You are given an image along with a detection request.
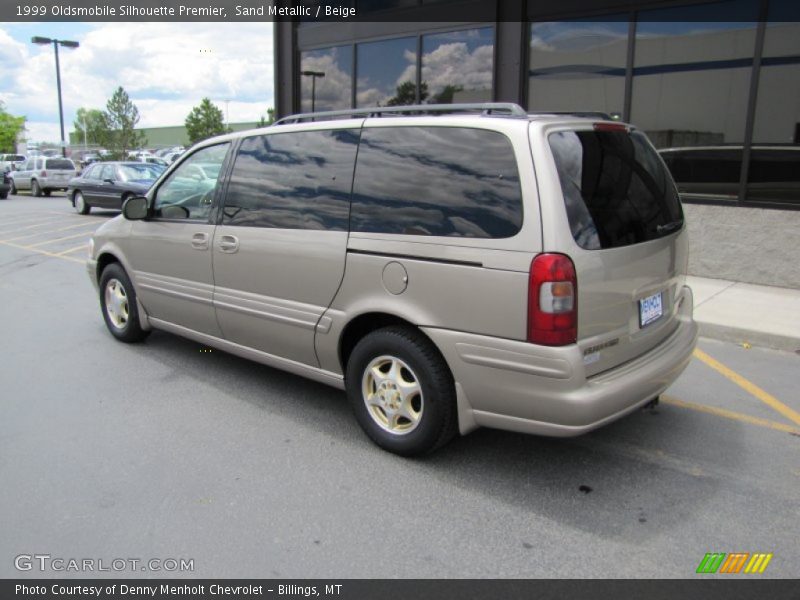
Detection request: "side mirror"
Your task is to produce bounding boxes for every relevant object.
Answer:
[122,195,148,220]
[103,178,115,184]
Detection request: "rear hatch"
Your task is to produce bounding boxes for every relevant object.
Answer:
[539,122,688,376]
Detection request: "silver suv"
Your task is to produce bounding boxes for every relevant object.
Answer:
[10,156,77,196]
[87,103,698,456]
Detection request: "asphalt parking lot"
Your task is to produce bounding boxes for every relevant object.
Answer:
[1,192,798,579]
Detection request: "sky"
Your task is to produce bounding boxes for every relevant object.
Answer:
[0,22,274,144]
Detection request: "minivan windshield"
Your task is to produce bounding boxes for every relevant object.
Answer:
[549,129,683,250]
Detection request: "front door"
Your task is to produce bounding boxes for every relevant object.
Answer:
[127,142,232,337]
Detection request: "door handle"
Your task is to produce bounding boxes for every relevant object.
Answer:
[217,234,239,253]
[191,232,209,250]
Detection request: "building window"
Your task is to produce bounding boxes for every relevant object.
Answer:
[748,4,800,205]
[356,36,417,107]
[632,0,759,202]
[299,45,353,112]
[421,27,494,104]
[528,17,628,118]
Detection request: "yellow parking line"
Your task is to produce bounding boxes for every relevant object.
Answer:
[0,239,84,264]
[661,396,800,435]
[27,231,93,248]
[693,348,800,427]
[55,244,88,256]
[1,216,63,227]
[0,217,67,234]
[2,220,99,242]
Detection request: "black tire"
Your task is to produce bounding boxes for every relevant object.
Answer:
[9,179,16,195]
[99,263,149,343]
[345,326,458,456]
[74,191,90,215]
[31,179,42,197]
[43,189,51,197]
[0,191,7,200]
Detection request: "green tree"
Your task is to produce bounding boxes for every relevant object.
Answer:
[185,98,229,144]
[103,87,146,159]
[386,81,428,106]
[0,102,26,153]
[73,108,109,146]
[256,107,275,128]
[430,84,464,104]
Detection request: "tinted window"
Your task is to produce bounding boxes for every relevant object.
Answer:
[421,28,494,103]
[356,36,417,107]
[549,129,683,250]
[83,165,100,180]
[222,129,359,230]
[46,159,74,170]
[300,46,353,112]
[350,127,522,238]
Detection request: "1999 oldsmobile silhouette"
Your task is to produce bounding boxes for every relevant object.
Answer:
[86,103,698,456]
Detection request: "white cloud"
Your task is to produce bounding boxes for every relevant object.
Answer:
[0,22,273,144]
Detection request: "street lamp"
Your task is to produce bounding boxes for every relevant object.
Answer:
[32,36,80,158]
[301,70,325,113]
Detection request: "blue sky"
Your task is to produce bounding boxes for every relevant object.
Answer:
[0,22,274,143]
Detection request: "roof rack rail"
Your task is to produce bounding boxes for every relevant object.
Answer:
[273,102,528,125]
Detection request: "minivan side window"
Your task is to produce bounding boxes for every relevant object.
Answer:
[153,143,230,221]
[222,129,360,230]
[350,126,523,238]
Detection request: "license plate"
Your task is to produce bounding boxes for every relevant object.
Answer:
[639,292,663,328]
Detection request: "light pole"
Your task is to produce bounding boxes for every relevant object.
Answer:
[301,70,325,112]
[32,36,79,158]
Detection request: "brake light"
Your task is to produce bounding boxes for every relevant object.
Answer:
[593,122,629,133]
[40,170,47,177]
[528,253,577,346]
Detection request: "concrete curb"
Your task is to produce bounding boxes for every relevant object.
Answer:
[697,322,800,353]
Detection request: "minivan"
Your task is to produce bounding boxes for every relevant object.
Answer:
[10,156,77,196]
[87,103,698,456]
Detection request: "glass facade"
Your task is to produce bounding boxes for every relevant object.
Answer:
[529,18,627,118]
[293,1,800,206]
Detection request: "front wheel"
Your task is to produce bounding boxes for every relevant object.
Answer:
[31,179,42,197]
[74,191,90,215]
[346,326,458,456]
[99,263,149,343]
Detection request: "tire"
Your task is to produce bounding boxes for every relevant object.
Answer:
[43,189,51,197]
[74,191,90,215]
[9,179,17,195]
[0,192,7,200]
[31,179,42,197]
[345,326,458,456]
[99,263,149,343]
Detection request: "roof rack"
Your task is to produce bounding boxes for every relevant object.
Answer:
[273,102,528,125]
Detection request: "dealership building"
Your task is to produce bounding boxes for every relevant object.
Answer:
[274,0,800,287]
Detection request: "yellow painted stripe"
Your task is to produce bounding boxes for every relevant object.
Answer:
[2,220,99,242]
[758,553,773,573]
[0,217,65,234]
[55,244,89,256]
[661,395,800,435]
[27,231,93,248]
[693,348,800,427]
[0,240,84,264]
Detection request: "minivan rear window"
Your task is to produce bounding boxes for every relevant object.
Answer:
[549,129,683,250]
[46,159,75,170]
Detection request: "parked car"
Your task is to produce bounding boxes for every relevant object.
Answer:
[0,153,26,172]
[0,169,11,199]
[68,161,166,215]
[9,156,77,196]
[164,151,183,164]
[87,103,697,456]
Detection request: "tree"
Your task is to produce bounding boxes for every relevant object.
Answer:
[0,102,26,153]
[256,108,275,128]
[185,98,229,144]
[73,108,109,146]
[387,81,428,106]
[103,87,146,159]
[430,84,464,104]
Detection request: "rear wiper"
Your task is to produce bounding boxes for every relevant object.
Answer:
[656,220,683,236]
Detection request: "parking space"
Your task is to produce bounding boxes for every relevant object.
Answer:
[1,194,798,579]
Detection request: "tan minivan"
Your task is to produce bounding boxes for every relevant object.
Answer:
[87,103,698,455]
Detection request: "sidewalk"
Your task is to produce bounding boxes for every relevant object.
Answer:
[687,275,800,352]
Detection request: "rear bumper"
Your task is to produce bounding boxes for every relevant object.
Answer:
[423,285,698,437]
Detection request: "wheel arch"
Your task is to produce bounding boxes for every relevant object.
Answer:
[338,312,434,373]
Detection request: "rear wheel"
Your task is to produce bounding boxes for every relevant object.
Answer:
[74,191,90,215]
[31,179,42,197]
[99,263,149,343]
[43,189,51,197]
[345,326,458,456]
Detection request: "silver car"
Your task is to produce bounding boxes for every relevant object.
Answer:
[10,156,77,196]
[87,103,698,456]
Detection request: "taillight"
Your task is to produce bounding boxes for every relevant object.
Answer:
[593,122,629,133]
[528,253,577,346]
[40,170,47,177]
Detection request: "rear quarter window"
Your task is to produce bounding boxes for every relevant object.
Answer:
[549,129,683,250]
[350,126,522,238]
